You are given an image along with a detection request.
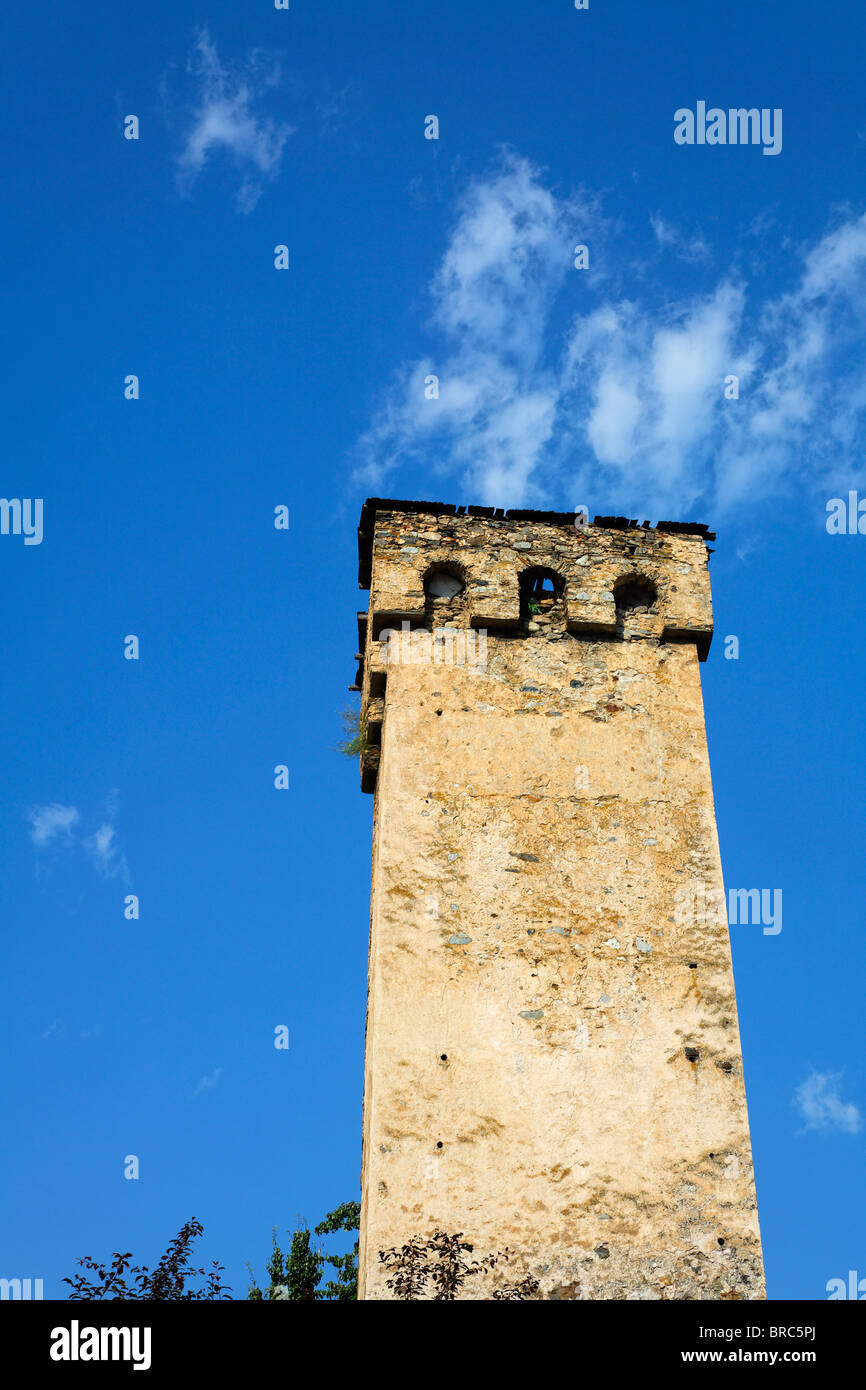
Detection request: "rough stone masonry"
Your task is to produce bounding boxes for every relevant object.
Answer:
[353,499,765,1300]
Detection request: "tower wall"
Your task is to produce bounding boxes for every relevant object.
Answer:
[355,502,764,1300]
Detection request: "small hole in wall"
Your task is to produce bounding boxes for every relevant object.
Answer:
[436,1141,444,1149]
[436,709,443,716]
[440,1054,448,1061]
[717,1238,726,1247]
[688,962,697,969]
[684,1046,700,1062]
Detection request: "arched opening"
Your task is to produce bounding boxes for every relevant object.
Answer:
[423,564,468,628]
[613,573,657,618]
[424,567,464,600]
[519,568,565,623]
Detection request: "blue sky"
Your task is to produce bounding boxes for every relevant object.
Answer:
[1,0,865,1301]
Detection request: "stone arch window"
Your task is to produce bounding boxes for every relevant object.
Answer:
[424,565,465,600]
[613,573,657,618]
[519,567,565,623]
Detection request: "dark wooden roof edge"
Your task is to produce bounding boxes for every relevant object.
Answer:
[357,497,715,588]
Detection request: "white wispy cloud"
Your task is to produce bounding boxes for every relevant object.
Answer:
[650,212,710,263]
[794,1070,862,1135]
[176,28,293,213]
[28,794,129,882]
[28,804,79,846]
[565,281,752,511]
[192,1067,223,1098]
[83,821,126,880]
[356,152,866,518]
[357,153,603,503]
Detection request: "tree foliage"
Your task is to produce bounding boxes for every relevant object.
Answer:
[247,1202,360,1301]
[335,706,367,759]
[63,1218,230,1301]
[378,1230,539,1301]
[63,1206,536,1303]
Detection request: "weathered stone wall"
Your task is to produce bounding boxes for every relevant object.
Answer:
[356,504,765,1300]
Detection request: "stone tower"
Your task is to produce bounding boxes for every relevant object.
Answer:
[353,498,764,1300]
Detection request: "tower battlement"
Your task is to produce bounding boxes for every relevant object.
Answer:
[354,500,716,795]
